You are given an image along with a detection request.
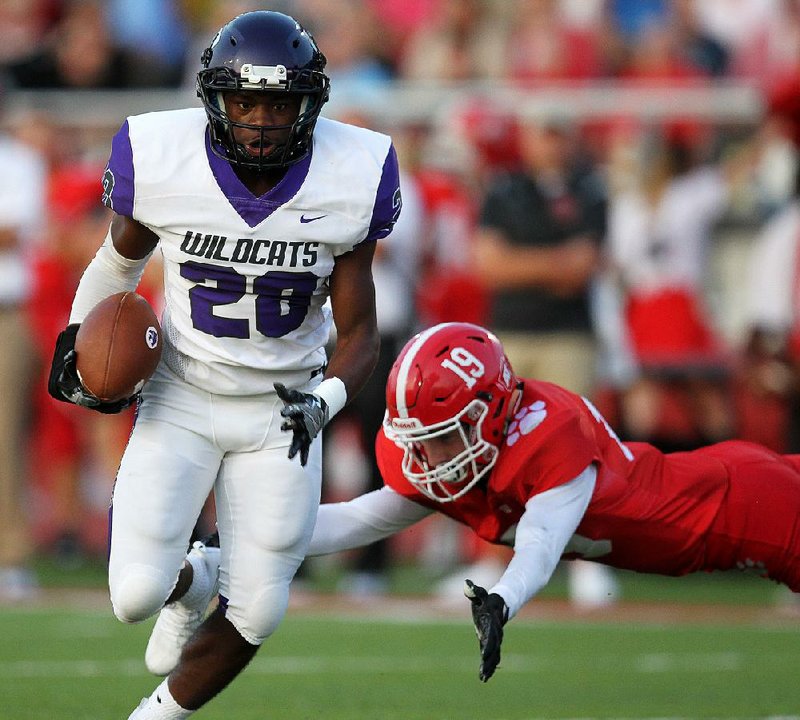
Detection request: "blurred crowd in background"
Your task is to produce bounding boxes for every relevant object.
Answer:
[5,0,800,605]
[5,0,800,90]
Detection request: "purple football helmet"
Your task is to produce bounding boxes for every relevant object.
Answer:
[196,11,330,170]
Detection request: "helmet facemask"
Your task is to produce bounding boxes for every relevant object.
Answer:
[386,398,499,503]
[197,64,329,170]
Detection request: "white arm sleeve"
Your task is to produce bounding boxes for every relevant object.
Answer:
[307,486,433,556]
[68,227,152,323]
[489,464,597,619]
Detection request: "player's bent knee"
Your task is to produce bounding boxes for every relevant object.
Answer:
[225,583,290,645]
[251,523,310,556]
[110,563,175,623]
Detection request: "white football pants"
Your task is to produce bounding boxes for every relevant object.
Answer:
[108,363,322,644]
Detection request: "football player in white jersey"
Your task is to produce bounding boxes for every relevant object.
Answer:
[47,11,401,719]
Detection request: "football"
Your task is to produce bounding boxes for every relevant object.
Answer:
[75,291,162,402]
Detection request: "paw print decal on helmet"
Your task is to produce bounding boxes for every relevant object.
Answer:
[506,400,547,447]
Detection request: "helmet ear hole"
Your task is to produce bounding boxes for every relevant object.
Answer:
[493,396,506,420]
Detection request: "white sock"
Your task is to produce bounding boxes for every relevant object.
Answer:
[179,552,210,607]
[129,679,193,719]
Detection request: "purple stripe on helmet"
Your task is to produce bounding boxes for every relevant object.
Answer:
[205,129,312,228]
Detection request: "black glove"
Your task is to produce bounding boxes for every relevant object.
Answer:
[47,324,135,414]
[464,578,508,682]
[274,382,329,466]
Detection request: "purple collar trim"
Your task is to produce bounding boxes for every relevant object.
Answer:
[205,130,311,227]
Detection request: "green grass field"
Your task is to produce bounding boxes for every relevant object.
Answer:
[1,568,800,720]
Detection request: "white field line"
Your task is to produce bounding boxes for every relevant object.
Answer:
[0,651,757,678]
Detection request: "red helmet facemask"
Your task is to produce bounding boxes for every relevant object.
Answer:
[385,323,517,502]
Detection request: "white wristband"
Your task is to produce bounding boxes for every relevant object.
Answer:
[313,377,347,421]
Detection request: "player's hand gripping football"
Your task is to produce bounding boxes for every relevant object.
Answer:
[274,382,329,466]
[464,578,508,682]
[47,325,134,414]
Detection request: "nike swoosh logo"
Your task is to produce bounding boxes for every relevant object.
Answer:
[300,214,327,223]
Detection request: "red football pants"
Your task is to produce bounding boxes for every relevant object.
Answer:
[703,443,800,591]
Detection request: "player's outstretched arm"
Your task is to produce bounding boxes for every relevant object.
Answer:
[461,466,598,682]
[307,486,433,555]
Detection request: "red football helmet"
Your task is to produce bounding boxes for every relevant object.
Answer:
[385,323,518,502]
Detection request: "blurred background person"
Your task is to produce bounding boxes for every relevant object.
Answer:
[471,115,617,608]
[473,117,605,407]
[503,0,608,83]
[692,0,796,84]
[105,0,188,86]
[363,0,438,76]
[741,176,800,454]
[27,164,108,567]
[670,0,730,77]
[296,0,393,105]
[0,100,46,601]
[14,109,165,567]
[0,0,61,71]
[26,168,160,566]
[413,106,500,332]
[180,0,265,87]
[741,72,800,454]
[609,0,730,81]
[605,121,755,452]
[5,0,175,89]
[399,0,507,81]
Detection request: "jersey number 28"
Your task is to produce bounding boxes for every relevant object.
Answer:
[180,261,317,339]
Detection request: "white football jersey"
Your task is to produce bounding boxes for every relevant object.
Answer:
[102,109,400,395]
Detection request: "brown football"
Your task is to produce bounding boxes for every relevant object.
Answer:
[75,291,162,402]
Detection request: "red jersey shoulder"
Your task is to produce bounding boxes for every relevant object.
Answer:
[375,380,620,510]
[491,380,601,497]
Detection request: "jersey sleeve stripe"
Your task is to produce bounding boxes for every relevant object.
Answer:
[104,119,135,217]
[365,143,401,242]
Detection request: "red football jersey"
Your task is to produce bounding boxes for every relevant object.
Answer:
[377,379,800,586]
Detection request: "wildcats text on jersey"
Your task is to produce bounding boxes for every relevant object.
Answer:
[180,231,319,268]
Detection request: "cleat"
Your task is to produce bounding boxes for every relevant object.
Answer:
[145,540,221,676]
[127,698,148,719]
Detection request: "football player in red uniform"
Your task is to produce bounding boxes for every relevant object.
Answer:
[304,321,800,682]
